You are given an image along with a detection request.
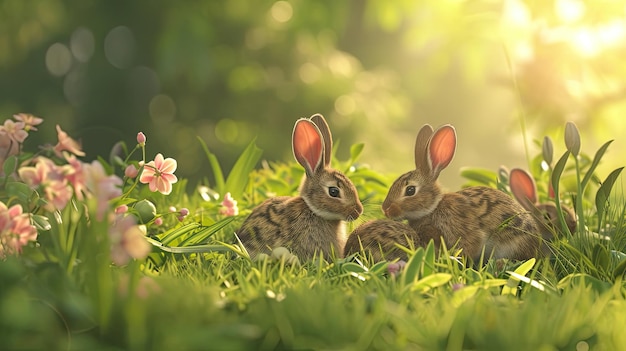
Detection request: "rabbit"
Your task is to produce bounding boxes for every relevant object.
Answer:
[508,167,577,248]
[343,219,418,262]
[235,114,363,261]
[380,123,544,262]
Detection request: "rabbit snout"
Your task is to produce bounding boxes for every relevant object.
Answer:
[346,205,363,221]
[383,202,401,219]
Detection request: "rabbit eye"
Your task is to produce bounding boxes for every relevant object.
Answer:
[328,186,340,198]
[405,186,416,196]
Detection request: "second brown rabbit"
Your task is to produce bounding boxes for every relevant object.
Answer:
[236,114,363,261]
[508,167,577,255]
[381,123,544,262]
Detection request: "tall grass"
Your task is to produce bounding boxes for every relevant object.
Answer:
[2,120,626,351]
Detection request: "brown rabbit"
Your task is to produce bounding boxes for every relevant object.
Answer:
[381,124,543,261]
[236,114,363,261]
[508,167,577,248]
[343,219,417,262]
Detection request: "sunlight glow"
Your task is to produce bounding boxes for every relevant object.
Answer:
[270,1,293,23]
[555,0,586,23]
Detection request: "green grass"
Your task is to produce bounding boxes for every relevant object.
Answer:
[2,122,626,351]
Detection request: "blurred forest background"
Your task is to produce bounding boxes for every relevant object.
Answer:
[1,0,625,190]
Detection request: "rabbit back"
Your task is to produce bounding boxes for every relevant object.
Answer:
[410,186,542,260]
[236,196,345,260]
[344,219,417,262]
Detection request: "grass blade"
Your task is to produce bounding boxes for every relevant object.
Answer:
[595,167,624,233]
[197,136,225,193]
[224,138,263,200]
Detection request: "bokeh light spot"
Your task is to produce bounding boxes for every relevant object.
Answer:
[149,94,177,123]
[129,66,161,105]
[63,67,87,106]
[70,27,95,63]
[555,0,586,23]
[45,42,72,77]
[299,62,321,84]
[270,1,293,23]
[335,95,356,116]
[104,26,135,69]
[215,119,239,144]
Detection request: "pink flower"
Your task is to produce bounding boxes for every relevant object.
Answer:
[137,132,146,145]
[0,202,37,258]
[219,192,239,216]
[153,217,163,226]
[0,133,19,173]
[109,215,151,266]
[83,161,123,220]
[43,180,73,212]
[19,157,73,211]
[0,119,28,143]
[115,205,129,214]
[13,113,43,131]
[62,153,87,200]
[54,125,86,158]
[124,164,139,178]
[139,153,178,195]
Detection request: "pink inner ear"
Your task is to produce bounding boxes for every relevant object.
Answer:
[293,121,323,173]
[509,168,538,208]
[429,126,456,174]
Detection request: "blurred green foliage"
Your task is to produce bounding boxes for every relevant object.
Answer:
[2,0,626,188]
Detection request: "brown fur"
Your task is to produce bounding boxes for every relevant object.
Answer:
[509,167,577,255]
[380,124,545,262]
[343,219,417,262]
[236,114,363,261]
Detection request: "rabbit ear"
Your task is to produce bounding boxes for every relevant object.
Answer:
[414,124,434,172]
[509,168,538,211]
[293,118,324,176]
[310,114,332,168]
[427,125,456,179]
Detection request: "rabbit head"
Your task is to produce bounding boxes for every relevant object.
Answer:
[296,114,363,221]
[236,114,362,261]
[509,168,577,238]
[382,124,456,220]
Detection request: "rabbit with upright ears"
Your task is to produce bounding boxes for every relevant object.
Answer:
[381,123,544,261]
[508,167,577,250]
[236,114,363,261]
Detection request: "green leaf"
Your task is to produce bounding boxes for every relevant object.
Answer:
[551,151,572,235]
[595,167,623,232]
[32,214,52,231]
[581,140,613,191]
[612,257,626,279]
[402,247,424,286]
[460,167,497,187]
[342,262,367,274]
[591,243,610,272]
[349,143,365,164]
[410,273,452,293]
[502,258,536,296]
[5,181,33,203]
[159,222,202,245]
[422,240,436,277]
[180,216,238,246]
[2,155,17,175]
[197,136,225,193]
[224,139,263,200]
[146,236,236,254]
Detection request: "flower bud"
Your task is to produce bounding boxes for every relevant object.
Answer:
[542,136,554,165]
[137,132,146,145]
[564,122,580,157]
[133,199,157,223]
[124,164,139,178]
[115,205,129,214]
